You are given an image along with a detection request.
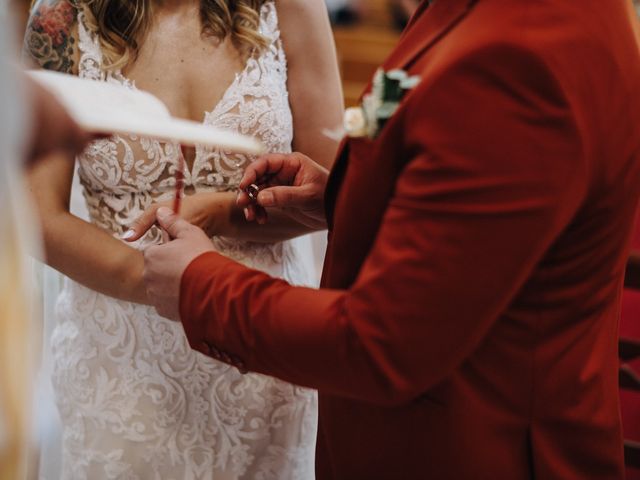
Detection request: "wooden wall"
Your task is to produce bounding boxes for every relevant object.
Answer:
[333,0,400,106]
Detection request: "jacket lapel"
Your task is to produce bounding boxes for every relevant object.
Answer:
[405,0,433,29]
[324,0,478,228]
[383,0,477,72]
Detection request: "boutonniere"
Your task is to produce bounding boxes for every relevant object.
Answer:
[344,68,421,139]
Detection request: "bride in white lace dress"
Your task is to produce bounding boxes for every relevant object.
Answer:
[23,0,343,478]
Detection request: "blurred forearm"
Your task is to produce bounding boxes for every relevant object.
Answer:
[28,151,149,304]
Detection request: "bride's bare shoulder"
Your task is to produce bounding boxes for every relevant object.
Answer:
[274,0,328,23]
[275,0,332,49]
[22,0,80,74]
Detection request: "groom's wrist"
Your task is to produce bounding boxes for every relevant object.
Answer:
[179,251,251,373]
[179,251,231,344]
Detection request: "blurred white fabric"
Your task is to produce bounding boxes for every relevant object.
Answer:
[0,1,40,477]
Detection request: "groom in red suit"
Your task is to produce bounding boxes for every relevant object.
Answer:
[139,0,640,478]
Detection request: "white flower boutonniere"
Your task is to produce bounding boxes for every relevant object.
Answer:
[344,68,421,139]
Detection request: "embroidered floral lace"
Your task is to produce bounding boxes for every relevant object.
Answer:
[50,3,318,478]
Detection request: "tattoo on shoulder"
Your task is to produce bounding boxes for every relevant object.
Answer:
[23,0,78,74]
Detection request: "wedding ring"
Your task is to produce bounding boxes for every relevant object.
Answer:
[246,184,260,202]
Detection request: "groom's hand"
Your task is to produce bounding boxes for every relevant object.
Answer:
[237,152,329,230]
[143,207,215,321]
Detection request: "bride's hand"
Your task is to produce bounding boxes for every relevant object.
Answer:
[122,191,232,242]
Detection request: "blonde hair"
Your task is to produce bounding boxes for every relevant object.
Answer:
[74,0,269,69]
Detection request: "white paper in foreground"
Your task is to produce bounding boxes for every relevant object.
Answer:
[28,70,265,155]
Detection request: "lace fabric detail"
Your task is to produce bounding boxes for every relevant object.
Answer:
[53,281,316,480]
[75,4,294,259]
[51,4,317,479]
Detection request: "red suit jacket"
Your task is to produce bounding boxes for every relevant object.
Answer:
[180,0,640,478]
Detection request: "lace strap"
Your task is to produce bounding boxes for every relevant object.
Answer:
[259,2,284,49]
[76,11,133,88]
[76,11,105,81]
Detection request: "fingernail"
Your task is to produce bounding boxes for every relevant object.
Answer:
[244,207,250,220]
[121,229,135,240]
[157,207,172,219]
[258,191,274,206]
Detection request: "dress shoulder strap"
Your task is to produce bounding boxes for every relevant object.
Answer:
[76,10,105,81]
[259,1,283,47]
[76,10,132,87]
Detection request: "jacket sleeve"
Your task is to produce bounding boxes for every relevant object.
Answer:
[180,44,587,406]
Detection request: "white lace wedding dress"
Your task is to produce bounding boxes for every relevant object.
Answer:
[49,3,318,479]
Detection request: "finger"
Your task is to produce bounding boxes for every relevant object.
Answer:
[123,205,160,242]
[244,205,256,222]
[246,203,267,223]
[236,189,252,209]
[237,183,273,208]
[255,205,268,225]
[271,155,306,185]
[161,229,170,244]
[239,154,290,190]
[156,207,193,240]
[255,185,308,209]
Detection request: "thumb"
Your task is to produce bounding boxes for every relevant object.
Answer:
[156,207,192,240]
[257,185,308,208]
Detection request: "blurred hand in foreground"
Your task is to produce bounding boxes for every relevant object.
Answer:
[24,76,95,165]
